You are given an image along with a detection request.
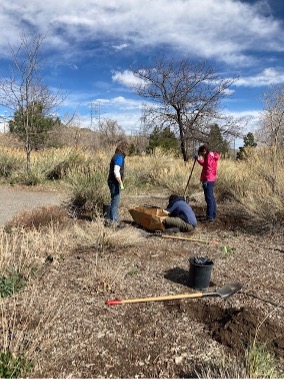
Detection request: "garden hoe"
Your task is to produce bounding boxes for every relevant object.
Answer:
[106,282,243,306]
[183,157,197,198]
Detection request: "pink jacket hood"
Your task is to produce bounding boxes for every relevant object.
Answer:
[198,151,220,182]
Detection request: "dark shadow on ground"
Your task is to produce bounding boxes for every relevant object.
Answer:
[164,267,189,287]
[164,267,216,288]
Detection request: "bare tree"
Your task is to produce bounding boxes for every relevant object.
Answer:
[98,118,126,147]
[132,58,239,161]
[255,84,284,195]
[257,84,284,148]
[0,33,67,174]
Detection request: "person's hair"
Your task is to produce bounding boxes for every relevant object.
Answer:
[168,194,179,204]
[115,141,129,156]
[198,144,208,155]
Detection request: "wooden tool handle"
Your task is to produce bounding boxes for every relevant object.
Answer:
[107,292,204,305]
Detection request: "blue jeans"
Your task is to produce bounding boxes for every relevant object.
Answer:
[202,181,216,220]
[108,181,120,222]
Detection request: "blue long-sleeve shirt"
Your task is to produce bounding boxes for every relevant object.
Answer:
[166,197,197,227]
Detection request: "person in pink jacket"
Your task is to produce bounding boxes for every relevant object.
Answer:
[196,145,220,222]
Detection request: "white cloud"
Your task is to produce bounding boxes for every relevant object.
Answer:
[112,43,128,51]
[236,67,284,87]
[2,0,282,136]
[1,0,284,65]
[112,70,145,88]
[223,88,235,95]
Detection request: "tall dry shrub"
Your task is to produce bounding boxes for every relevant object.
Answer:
[65,150,110,217]
[126,148,200,195]
[218,147,284,230]
[0,148,24,180]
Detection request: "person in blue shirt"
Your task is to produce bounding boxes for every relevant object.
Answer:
[107,141,129,223]
[163,194,197,232]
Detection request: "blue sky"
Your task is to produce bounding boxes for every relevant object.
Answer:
[1,0,284,147]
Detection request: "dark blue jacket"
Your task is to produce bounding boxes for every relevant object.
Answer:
[166,196,197,227]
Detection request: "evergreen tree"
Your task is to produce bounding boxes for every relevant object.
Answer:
[207,124,230,154]
[243,132,257,148]
[9,101,60,150]
[147,126,179,154]
[236,132,257,160]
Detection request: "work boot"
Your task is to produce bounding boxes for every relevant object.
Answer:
[164,227,180,234]
[207,218,215,223]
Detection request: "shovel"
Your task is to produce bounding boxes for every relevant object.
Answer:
[106,282,242,306]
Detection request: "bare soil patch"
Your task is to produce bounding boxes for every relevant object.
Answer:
[3,189,284,378]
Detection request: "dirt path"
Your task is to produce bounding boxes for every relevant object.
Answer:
[0,185,65,225]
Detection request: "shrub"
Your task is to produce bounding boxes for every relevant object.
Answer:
[0,154,22,178]
[66,168,109,218]
[5,205,69,231]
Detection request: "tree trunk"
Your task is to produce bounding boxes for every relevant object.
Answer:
[25,140,31,175]
[179,126,191,162]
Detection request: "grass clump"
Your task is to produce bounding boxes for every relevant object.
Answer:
[0,269,26,297]
[193,354,247,378]
[193,343,280,379]
[0,152,22,179]
[246,342,280,378]
[0,351,33,378]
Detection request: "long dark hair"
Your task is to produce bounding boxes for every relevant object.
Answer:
[198,144,208,155]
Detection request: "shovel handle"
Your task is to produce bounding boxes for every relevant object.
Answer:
[161,234,219,245]
[106,291,204,305]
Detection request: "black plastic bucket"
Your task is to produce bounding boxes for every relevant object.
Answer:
[188,257,214,290]
[103,204,111,219]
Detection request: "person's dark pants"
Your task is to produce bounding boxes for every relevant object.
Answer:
[202,181,216,220]
[108,180,120,222]
[163,216,194,232]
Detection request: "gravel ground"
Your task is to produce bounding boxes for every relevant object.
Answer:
[0,185,65,225]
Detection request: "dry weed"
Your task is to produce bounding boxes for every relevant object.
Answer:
[5,205,70,231]
[0,284,74,376]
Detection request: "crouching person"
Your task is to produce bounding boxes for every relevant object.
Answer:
[163,194,197,232]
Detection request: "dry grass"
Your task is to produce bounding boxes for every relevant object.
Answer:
[0,200,283,377]
[217,148,284,230]
[0,284,74,376]
[4,205,69,231]
[0,211,144,376]
[126,148,200,194]
[0,145,283,377]
[0,216,132,375]
[1,145,283,229]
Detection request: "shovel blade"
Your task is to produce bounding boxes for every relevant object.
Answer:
[216,282,243,299]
